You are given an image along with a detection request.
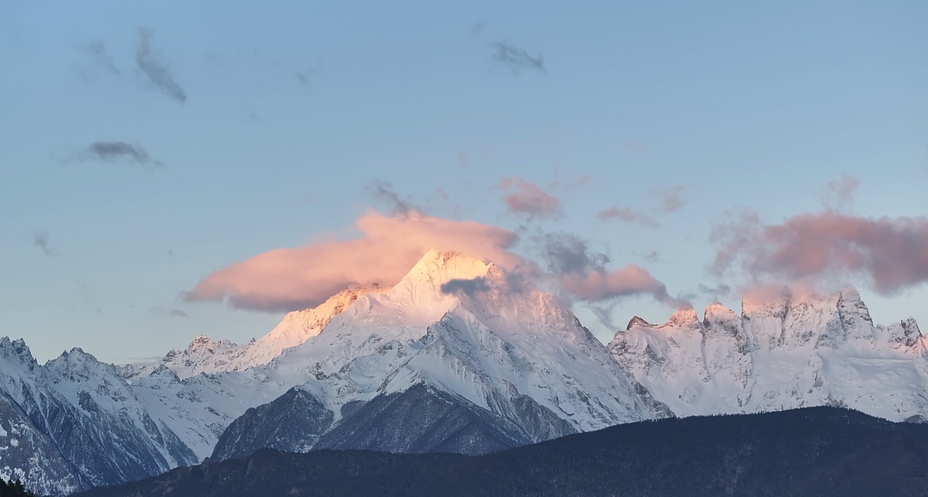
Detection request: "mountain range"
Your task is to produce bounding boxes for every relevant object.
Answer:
[0,250,925,495]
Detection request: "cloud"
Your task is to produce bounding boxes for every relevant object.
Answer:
[560,264,689,308]
[440,277,490,297]
[136,27,186,103]
[549,175,592,191]
[186,211,684,313]
[499,177,561,220]
[80,41,120,76]
[597,206,659,228]
[468,22,486,37]
[295,70,316,90]
[641,250,661,262]
[33,231,58,256]
[369,181,418,215]
[536,232,687,307]
[656,185,687,213]
[151,306,190,318]
[711,210,928,296]
[184,211,522,312]
[82,141,161,167]
[819,174,860,212]
[490,42,546,75]
[537,232,608,274]
[697,283,732,299]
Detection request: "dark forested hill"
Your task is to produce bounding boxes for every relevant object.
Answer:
[73,406,928,497]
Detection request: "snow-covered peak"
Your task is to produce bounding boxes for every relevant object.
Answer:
[881,317,924,350]
[265,285,382,343]
[704,303,737,322]
[391,250,492,298]
[0,337,36,366]
[626,316,651,330]
[663,307,700,329]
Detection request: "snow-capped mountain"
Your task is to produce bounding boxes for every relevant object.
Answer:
[609,288,928,421]
[124,286,381,380]
[0,338,198,496]
[3,250,927,496]
[209,250,669,459]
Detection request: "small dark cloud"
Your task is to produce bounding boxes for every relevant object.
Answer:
[136,27,187,103]
[597,206,659,228]
[697,283,732,298]
[369,181,419,215]
[537,232,608,275]
[490,41,546,76]
[80,41,120,77]
[440,277,490,297]
[642,251,661,262]
[587,303,622,332]
[295,70,316,90]
[33,230,58,256]
[166,249,177,258]
[468,21,486,37]
[82,141,162,167]
[151,306,189,318]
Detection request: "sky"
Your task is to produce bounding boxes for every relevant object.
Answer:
[2,1,927,364]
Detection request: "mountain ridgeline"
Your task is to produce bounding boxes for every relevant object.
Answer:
[0,251,926,495]
[73,407,928,497]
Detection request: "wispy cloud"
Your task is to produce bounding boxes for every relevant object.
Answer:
[499,177,561,220]
[295,69,316,91]
[597,206,659,228]
[819,174,860,213]
[136,28,186,103]
[33,230,58,257]
[655,185,687,213]
[151,306,190,318]
[490,42,546,75]
[369,181,419,216]
[81,141,162,167]
[80,41,120,77]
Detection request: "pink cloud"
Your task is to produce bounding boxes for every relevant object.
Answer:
[185,211,521,311]
[597,206,659,228]
[560,264,690,309]
[712,210,928,296]
[655,185,686,213]
[186,210,684,314]
[499,177,562,220]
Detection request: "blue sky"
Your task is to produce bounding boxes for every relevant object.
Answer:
[2,1,927,363]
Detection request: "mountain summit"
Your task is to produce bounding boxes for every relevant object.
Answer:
[610,288,927,419]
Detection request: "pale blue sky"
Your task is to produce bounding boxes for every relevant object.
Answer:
[2,1,926,363]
